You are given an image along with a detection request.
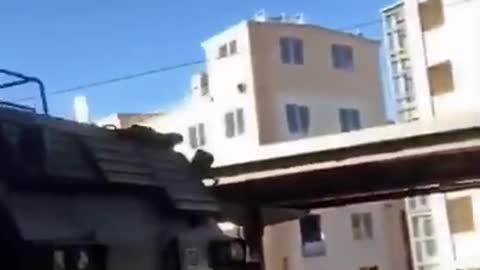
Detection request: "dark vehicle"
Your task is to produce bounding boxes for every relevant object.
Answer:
[0,105,251,270]
[0,69,253,270]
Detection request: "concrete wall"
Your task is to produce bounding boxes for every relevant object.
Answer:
[248,22,386,144]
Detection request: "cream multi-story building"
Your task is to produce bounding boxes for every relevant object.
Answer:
[381,1,480,270]
[98,12,409,270]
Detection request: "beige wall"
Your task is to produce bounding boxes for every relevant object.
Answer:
[247,22,386,144]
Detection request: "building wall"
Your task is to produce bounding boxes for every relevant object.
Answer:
[405,0,480,119]
[107,18,404,270]
[248,22,386,144]
[264,201,409,270]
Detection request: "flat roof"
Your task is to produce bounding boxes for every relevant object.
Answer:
[201,19,380,49]
[380,1,404,14]
[210,115,480,208]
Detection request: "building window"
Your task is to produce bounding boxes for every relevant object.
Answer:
[332,44,354,71]
[351,213,373,240]
[188,123,206,149]
[339,108,361,132]
[411,215,438,265]
[280,37,304,65]
[225,109,245,138]
[447,196,475,234]
[299,215,326,257]
[218,44,228,58]
[285,104,310,134]
[229,40,237,55]
[408,196,429,211]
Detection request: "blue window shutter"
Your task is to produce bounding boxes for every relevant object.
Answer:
[286,104,299,133]
[280,38,291,64]
[299,106,310,133]
[352,110,361,130]
[339,109,349,132]
[293,39,304,65]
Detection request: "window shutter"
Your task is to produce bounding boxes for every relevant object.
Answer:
[351,109,361,130]
[363,213,373,239]
[236,109,245,134]
[286,104,299,133]
[293,39,304,65]
[188,126,197,148]
[280,38,291,64]
[198,123,206,146]
[339,109,349,132]
[351,213,362,240]
[225,113,235,138]
[299,106,310,133]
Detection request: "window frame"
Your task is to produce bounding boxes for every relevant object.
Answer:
[286,104,310,134]
[280,37,304,65]
[351,212,374,240]
[339,108,361,132]
[332,44,354,71]
[188,123,206,149]
[299,214,326,257]
[225,109,245,138]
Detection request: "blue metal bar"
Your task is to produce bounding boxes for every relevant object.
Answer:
[0,69,49,115]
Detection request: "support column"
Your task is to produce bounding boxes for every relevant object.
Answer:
[243,206,265,270]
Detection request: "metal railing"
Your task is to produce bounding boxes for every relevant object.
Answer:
[0,69,49,115]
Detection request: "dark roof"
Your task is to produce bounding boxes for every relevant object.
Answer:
[0,108,218,213]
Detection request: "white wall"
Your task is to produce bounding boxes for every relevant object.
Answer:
[405,0,480,119]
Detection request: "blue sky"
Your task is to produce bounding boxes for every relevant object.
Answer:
[1,0,394,120]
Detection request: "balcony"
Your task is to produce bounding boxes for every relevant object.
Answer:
[419,0,445,32]
[428,61,455,96]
